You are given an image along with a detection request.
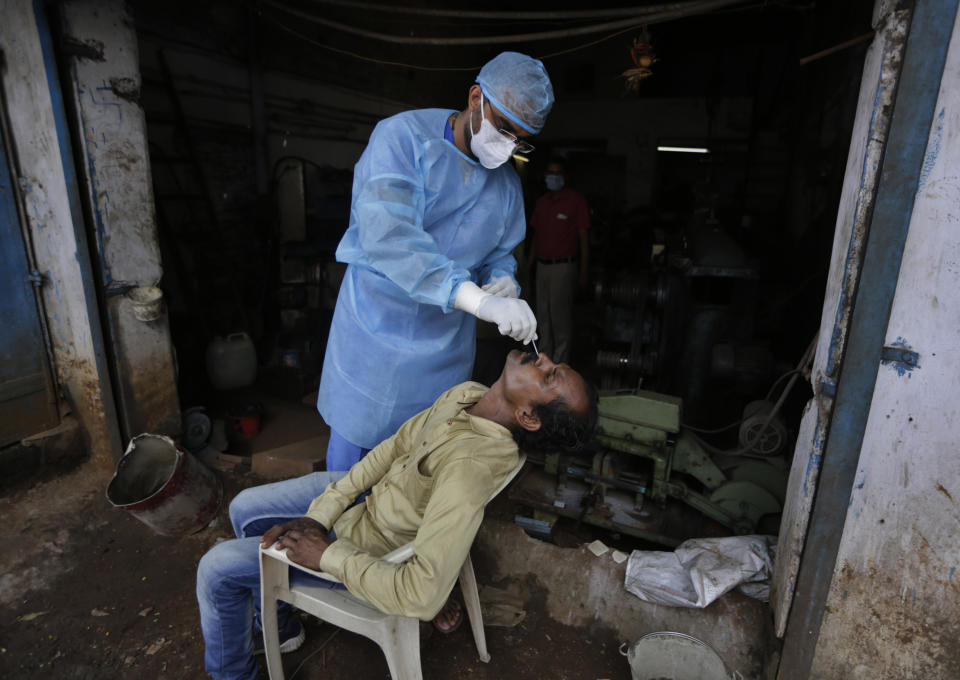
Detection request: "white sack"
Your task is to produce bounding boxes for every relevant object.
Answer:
[624,535,775,608]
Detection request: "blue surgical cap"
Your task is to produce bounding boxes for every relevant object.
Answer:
[476,52,554,135]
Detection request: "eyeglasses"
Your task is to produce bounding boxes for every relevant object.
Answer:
[483,98,535,155]
[498,128,535,155]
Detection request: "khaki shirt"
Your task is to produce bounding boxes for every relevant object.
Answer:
[309,382,519,619]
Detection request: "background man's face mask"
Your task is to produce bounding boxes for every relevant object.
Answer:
[470,93,516,169]
[545,174,564,191]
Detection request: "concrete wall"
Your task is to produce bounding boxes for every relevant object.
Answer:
[0,0,122,466]
[771,6,909,637]
[59,0,180,439]
[138,41,407,192]
[809,6,960,677]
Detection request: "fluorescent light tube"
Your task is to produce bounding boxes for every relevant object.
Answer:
[657,146,709,153]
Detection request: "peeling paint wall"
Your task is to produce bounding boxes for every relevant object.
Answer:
[810,8,960,676]
[770,6,910,637]
[60,0,180,438]
[0,0,122,466]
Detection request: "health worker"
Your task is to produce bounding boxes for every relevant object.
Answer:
[317,51,555,470]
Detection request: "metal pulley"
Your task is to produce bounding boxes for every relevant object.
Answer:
[737,400,787,456]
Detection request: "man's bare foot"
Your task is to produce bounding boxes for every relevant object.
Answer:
[432,597,463,634]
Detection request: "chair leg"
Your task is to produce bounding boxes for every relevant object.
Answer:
[459,553,491,663]
[259,552,287,680]
[378,616,423,680]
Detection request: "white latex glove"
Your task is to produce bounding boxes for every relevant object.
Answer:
[476,295,537,344]
[455,281,538,344]
[482,275,519,298]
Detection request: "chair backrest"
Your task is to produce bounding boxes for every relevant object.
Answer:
[488,452,526,505]
[381,452,526,564]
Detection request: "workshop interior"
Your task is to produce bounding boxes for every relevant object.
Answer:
[127,0,863,549]
[4,0,868,550]
[6,0,958,677]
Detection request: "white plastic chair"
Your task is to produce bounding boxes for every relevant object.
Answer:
[259,453,526,680]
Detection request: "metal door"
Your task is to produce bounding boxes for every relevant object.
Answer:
[0,101,58,447]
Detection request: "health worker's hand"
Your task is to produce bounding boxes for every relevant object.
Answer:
[482,276,519,298]
[476,295,538,345]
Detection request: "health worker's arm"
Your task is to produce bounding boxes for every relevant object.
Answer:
[318,453,494,620]
[305,405,429,530]
[350,118,472,312]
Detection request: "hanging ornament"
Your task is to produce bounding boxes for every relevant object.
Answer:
[622,37,657,91]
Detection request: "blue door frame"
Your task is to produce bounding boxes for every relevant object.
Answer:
[779,0,959,676]
[0,105,58,446]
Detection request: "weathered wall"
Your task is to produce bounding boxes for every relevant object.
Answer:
[0,0,122,466]
[809,6,960,677]
[137,42,405,193]
[770,6,909,636]
[59,0,180,439]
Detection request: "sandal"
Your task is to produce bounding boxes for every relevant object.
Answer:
[432,597,464,634]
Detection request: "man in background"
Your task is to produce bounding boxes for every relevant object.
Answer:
[527,157,591,364]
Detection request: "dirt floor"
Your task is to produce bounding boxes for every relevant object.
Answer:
[0,455,632,680]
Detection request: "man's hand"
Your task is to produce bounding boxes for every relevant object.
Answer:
[260,517,332,570]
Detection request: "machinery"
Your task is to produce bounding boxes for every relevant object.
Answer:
[592,221,776,429]
[511,388,788,548]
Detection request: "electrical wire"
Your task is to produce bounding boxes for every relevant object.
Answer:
[292,0,718,21]
[682,419,744,435]
[263,0,754,46]
[265,0,653,46]
[687,335,818,457]
[261,0,764,70]
[681,369,802,434]
[265,11,653,69]
[262,13,482,71]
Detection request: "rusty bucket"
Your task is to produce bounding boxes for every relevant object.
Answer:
[107,433,222,536]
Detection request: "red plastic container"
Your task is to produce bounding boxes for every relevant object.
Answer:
[231,414,261,440]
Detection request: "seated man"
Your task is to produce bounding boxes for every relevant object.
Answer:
[197,349,598,680]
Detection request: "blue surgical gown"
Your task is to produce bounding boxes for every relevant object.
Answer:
[316,109,525,449]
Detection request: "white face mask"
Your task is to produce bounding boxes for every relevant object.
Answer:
[545,174,564,191]
[469,93,516,169]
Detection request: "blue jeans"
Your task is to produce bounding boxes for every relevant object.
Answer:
[197,471,348,680]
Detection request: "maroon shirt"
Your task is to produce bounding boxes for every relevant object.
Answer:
[530,188,591,258]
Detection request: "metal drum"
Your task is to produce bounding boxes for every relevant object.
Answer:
[622,631,740,680]
[107,433,222,536]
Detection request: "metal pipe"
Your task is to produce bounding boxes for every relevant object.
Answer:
[799,31,875,66]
